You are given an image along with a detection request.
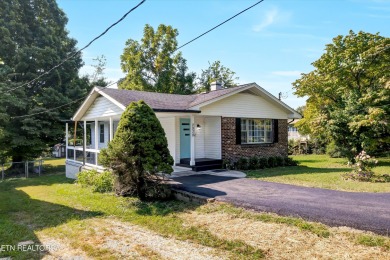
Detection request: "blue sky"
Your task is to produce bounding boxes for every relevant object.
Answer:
[57,0,390,108]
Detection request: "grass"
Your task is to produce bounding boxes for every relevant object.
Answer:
[197,203,331,238]
[1,158,389,258]
[246,154,390,192]
[0,174,263,259]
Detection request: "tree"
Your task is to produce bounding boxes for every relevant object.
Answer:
[198,60,239,92]
[0,0,89,163]
[119,24,196,94]
[100,100,173,200]
[293,31,390,159]
[89,55,109,87]
[295,106,305,117]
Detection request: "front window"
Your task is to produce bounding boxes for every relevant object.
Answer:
[241,119,273,144]
[100,124,105,143]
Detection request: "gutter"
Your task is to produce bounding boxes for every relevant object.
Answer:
[153,109,201,113]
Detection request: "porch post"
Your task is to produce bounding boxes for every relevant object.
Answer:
[83,120,86,165]
[109,117,113,141]
[94,119,98,166]
[190,115,195,166]
[65,123,68,159]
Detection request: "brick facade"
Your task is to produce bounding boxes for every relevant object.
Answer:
[221,117,288,161]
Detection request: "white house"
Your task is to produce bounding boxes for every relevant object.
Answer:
[65,82,301,178]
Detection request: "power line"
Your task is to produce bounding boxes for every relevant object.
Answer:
[11,96,87,119]
[2,0,146,95]
[176,0,264,51]
[10,80,119,119]
[11,0,266,119]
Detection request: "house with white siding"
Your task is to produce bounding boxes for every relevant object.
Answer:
[65,82,301,178]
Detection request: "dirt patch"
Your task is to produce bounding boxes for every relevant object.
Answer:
[37,217,228,260]
[181,211,390,259]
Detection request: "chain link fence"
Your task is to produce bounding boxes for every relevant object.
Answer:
[1,160,44,181]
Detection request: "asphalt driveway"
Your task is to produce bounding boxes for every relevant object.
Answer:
[171,174,390,235]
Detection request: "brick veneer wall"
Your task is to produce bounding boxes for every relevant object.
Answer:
[221,117,288,161]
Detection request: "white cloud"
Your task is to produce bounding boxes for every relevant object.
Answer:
[272,70,302,77]
[252,7,291,32]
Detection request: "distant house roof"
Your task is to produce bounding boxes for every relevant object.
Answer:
[72,83,301,120]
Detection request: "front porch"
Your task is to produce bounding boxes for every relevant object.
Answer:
[65,113,223,178]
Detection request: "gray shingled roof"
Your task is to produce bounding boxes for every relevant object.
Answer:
[100,83,254,111]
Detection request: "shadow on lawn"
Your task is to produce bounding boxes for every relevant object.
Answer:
[134,200,200,216]
[0,175,102,259]
[246,165,350,178]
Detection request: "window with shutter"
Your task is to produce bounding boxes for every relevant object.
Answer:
[236,118,278,144]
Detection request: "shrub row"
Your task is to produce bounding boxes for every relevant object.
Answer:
[223,156,298,171]
[77,169,114,193]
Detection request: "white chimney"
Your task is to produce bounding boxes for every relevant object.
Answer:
[210,81,222,91]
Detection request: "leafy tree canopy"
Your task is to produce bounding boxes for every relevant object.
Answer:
[0,0,91,162]
[119,24,196,94]
[100,100,173,200]
[198,60,239,92]
[293,30,390,159]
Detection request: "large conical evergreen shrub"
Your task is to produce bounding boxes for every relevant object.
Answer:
[100,100,173,200]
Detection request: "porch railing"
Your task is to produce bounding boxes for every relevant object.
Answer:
[66,146,102,167]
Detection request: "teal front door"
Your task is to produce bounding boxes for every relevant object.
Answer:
[180,118,191,158]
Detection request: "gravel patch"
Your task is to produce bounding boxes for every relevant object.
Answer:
[181,211,390,259]
[38,217,227,260]
[101,218,227,260]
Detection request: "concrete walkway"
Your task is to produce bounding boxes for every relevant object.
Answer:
[171,173,390,235]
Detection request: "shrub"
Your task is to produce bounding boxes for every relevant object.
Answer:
[99,100,173,200]
[343,151,378,182]
[284,157,298,166]
[258,157,268,169]
[236,157,249,170]
[222,159,234,170]
[288,139,299,155]
[275,156,285,167]
[326,141,347,158]
[77,169,114,193]
[268,157,277,168]
[249,157,260,170]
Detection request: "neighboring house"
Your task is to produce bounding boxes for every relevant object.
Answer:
[288,119,308,141]
[52,143,66,158]
[65,82,301,178]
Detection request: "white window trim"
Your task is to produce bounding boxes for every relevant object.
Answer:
[241,118,274,144]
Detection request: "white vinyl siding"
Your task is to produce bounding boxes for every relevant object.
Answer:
[158,117,176,165]
[204,117,221,159]
[200,93,288,119]
[82,96,123,120]
[195,117,205,158]
[175,117,180,163]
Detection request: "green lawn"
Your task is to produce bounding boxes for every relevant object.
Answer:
[0,174,264,259]
[0,161,389,259]
[246,154,390,193]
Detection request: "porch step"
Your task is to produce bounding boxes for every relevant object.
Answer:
[179,158,222,166]
[177,158,223,172]
[192,164,222,172]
